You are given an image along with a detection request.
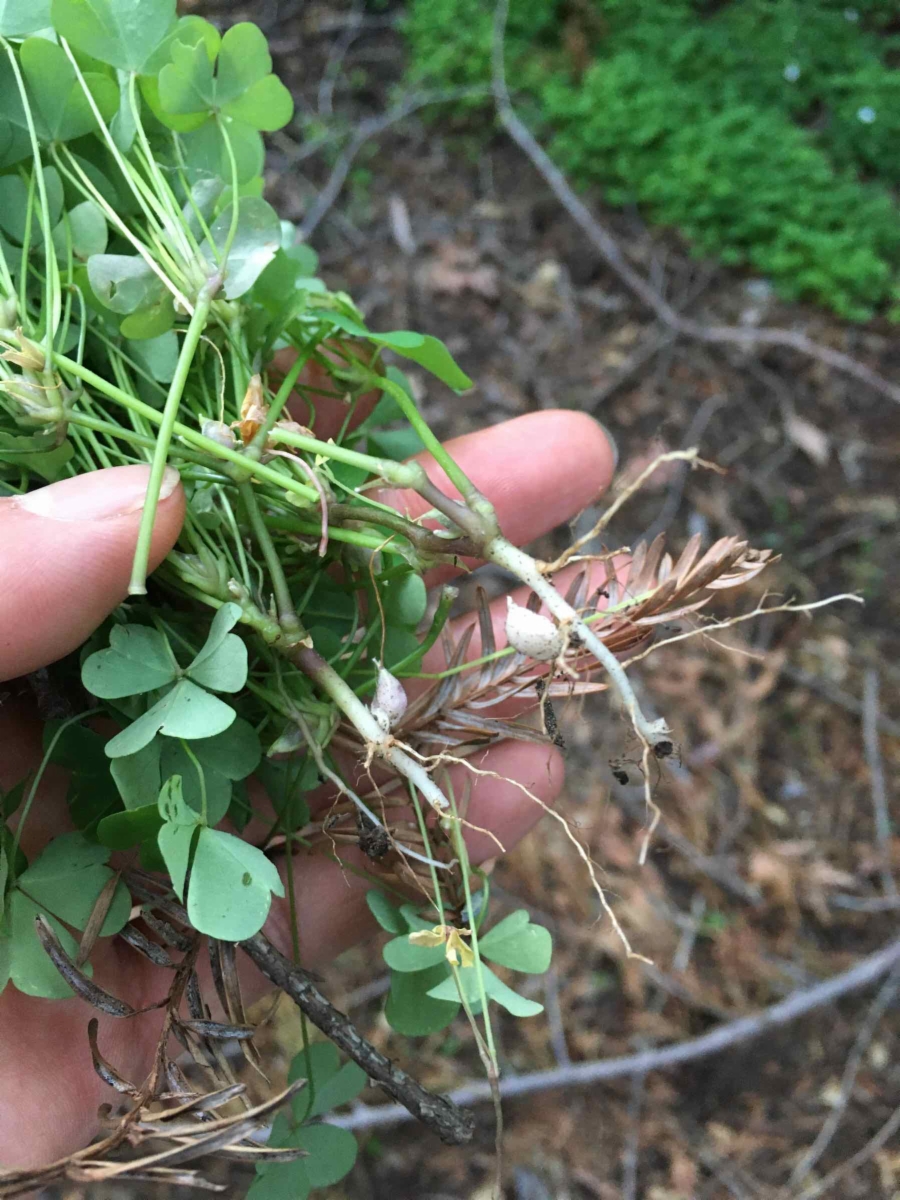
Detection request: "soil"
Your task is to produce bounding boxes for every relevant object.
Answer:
[53,2,900,1197]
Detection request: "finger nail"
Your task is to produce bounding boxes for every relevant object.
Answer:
[15,465,180,522]
[597,422,619,470]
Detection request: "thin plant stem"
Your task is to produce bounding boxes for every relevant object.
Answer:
[129,286,214,594]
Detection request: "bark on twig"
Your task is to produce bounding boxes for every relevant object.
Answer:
[240,932,475,1145]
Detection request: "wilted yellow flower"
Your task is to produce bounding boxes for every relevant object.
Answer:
[408,925,474,969]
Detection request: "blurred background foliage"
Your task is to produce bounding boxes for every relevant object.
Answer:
[402,0,900,319]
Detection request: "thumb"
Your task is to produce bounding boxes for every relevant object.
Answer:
[0,465,185,682]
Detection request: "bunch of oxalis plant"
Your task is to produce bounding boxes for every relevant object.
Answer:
[0,1,781,1194]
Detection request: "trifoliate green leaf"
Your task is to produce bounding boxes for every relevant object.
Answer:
[156,20,292,131]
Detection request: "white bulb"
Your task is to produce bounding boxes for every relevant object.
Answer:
[505,597,563,662]
[370,664,408,732]
[201,419,235,448]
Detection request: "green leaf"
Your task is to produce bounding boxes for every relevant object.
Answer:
[53,201,108,262]
[97,803,163,850]
[46,722,118,833]
[0,432,74,483]
[385,963,459,1036]
[15,832,130,935]
[479,910,552,974]
[3,892,81,998]
[104,680,237,758]
[157,821,196,902]
[0,0,51,35]
[155,20,293,131]
[51,0,177,73]
[201,197,282,300]
[367,426,426,462]
[180,118,263,186]
[159,742,230,827]
[127,330,178,382]
[82,623,176,698]
[186,828,283,940]
[366,889,407,934]
[87,253,166,316]
[326,316,472,392]
[427,963,544,1018]
[20,37,118,142]
[119,292,175,340]
[0,169,63,244]
[246,1167,309,1200]
[383,932,447,973]
[288,1042,368,1118]
[110,737,161,809]
[186,603,248,692]
[157,773,199,825]
[295,1124,358,1188]
[383,569,427,628]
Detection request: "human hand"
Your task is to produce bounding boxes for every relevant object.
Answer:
[0,397,615,1170]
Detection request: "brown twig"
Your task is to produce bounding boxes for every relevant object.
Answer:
[325,935,900,1132]
[491,0,900,408]
[239,931,475,1145]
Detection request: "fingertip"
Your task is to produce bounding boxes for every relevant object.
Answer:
[0,466,185,679]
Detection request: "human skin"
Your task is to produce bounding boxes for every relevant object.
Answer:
[0,390,616,1170]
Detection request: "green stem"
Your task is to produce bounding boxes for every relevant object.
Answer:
[53,351,319,504]
[129,287,214,594]
[239,480,302,636]
[269,424,423,488]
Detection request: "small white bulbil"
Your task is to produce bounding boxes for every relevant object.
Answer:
[370,664,408,732]
[505,596,564,662]
[201,419,236,448]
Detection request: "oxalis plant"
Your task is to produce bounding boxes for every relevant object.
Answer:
[0,1,790,1195]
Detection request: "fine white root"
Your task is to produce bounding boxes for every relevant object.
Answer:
[434,752,652,964]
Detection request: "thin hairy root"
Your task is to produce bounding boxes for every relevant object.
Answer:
[541,449,717,576]
[442,754,652,963]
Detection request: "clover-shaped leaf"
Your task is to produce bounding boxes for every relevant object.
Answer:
[51,0,177,74]
[156,20,293,132]
[385,962,459,1036]
[87,254,166,317]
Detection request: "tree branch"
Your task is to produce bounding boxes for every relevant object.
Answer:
[240,931,475,1145]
